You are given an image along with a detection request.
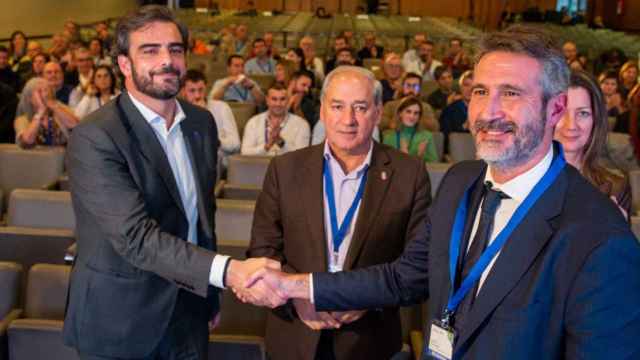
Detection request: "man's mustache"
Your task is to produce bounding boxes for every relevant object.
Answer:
[150,66,180,77]
[472,119,517,133]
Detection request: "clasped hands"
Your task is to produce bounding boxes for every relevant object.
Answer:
[225,259,366,329]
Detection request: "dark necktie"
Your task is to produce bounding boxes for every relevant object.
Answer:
[454,181,509,331]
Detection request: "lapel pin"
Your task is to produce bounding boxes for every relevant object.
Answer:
[381,171,387,181]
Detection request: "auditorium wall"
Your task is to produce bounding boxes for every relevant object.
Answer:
[0,0,138,40]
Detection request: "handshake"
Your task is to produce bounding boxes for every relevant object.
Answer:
[223,258,366,330]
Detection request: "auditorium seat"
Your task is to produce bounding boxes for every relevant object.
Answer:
[249,74,276,93]
[362,58,382,71]
[227,102,257,137]
[216,181,262,201]
[448,132,476,162]
[227,155,272,188]
[8,264,78,360]
[421,80,439,99]
[0,145,66,212]
[0,262,22,360]
[209,335,265,360]
[0,227,74,273]
[431,131,444,162]
[426,162,453,197]
[215,200,256,243]
[7,190,75,231]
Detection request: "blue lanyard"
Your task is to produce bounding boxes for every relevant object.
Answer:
[257,58,272,73]
[323,158,369,257]
[231,84,248,101]
[443,143,566,324]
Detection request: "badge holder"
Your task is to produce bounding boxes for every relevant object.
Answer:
[426,311,456,360]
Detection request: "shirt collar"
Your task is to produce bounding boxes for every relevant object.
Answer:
[128,92,186,131]
[323,140,373,178]
[484,144,554,202]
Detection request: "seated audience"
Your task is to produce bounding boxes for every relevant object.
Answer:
[88,38,112,66]
[43,61,73,104]
[383,96,438,163]
[427,65,458,111]
[95,21,114,53]
[334,47,357,67]
[562,40,579,65]
[402,33,427,72]
[0,82,18,143]
[232,24,250,56]
[287,70,319,129]
[210,55,265,105]
[439,70,472,151]
[244,38,277,75]
[325,35,349,73]
[241,83,310,155]
[554,70,630,219]
[299,35,325,83]
[48,33,70,64]
[442,37,472,78]
[8,31,30,81]
[274,60,295,87]
[357,32,384,60]
[382,72,437,131]
[0,46,20,92]
[14,77,79,148]
[379,52,404,103]
[599,70,626,118]
[619,60,639,100]
[26,52,49,81]
[67,47,96,106]
[180,69,240,166]
[73,65,119,119]
[404,40,442,82]
[285,47,306,72]
[262,32,278,58]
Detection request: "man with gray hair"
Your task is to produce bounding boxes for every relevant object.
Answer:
[246,26,640,359]
[247,65,431,360]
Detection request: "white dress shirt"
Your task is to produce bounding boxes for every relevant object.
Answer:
[128,94,229,288]
[470,145,554,294]
[241,111,310,155]
[207,99,241,155]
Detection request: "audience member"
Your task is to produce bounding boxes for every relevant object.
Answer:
[0,82,18,143]
[442,37,472,78]
[599,70,625,118]
[66,47,96,106]
[383,96,438,162]
[241,83,310,155]
[245,38,277,75]
[325,36,349,73]
[619,60,639,100]
[287,70,319,128]
[8,31,28,74]
[554,70,630,219]
[43,61,73,104]
[285,47,306,72]
[14,77,79,148]
[180,69,240,166]
[334,48,357,67]
[568,58,585,71]
[402,33,427,72]
[232,24,250,56]
[48,33,71,63]
[379,52,404,103]
[63,20,80,43]
[562,40,578,64]
[0,46,20,92]
[427,65,457,111]
[210,54,265,105]
[28,53,49,80]
[88,38,112,66]
[357,32,384,60]
[95,21,114,53]
[405,40,442,82]
[262,32,279,58]
[274,60,294,87]
[73,65,119,119]
[299,35,325,83]
[439,70,472,151]
[382,72,437,131]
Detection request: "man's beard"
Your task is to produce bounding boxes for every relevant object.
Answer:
[131,62,183,100]
[472,107,547,170]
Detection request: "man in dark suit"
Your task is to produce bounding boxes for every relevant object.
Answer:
[246,25,640,359]
[63,6,280,360]
[247,66,430,360]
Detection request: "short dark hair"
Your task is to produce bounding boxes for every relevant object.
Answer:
[433,65,450,81]
[33,53,50,62]
[423,40,435,47]
[598,70,619,84]
[227,54,244,66]
[112,5,188,63]
[291,69,315,87]
[185,68,207,84]
[450,37,462,45]
[268,82,288,93]
[404,72,423,83]
[252,38,265,47]
[336,47,354,57]
[0,45,8,54]
[334,36,347,44]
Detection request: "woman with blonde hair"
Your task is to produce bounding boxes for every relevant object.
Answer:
[619,60,639,100]
[383,96,438,163]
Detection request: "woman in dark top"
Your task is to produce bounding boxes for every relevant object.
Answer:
[554,70,631,219]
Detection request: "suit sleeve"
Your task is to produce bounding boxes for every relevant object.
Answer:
[313,158,431,311]
[564,231,640,359]
[67,124,216,298]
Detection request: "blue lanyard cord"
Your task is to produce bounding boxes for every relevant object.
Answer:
[231,84,249,101]
[446,144,566,316]
[323,158,369,255]
[257,59,272,73]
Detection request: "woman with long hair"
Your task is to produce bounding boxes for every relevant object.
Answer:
[554,70,631,219]
[8,30,28,70]
[383,96,438,163]
[619,61,639,100]
[74,65,119,118]
[285,47,307,72]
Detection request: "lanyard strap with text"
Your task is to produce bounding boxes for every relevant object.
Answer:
[323,159,369,261]
[443,144,566,325]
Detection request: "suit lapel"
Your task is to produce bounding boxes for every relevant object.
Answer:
[454,168,567,351]
[343,143,393,271]
[300,145,329,272]
[117,92,185,215]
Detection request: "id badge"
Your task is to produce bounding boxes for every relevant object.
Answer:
[426,319,456,360]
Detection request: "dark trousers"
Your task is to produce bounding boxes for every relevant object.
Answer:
[79,290,209,360]
[315,330,336,360]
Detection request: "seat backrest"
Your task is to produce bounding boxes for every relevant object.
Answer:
[7,190,75,231]
[249,74,276,93]
[426,162,453,197]
[362,58,382,71]
[0,145,66,210]
[0,227,74,272]
[227,155,272,187]
[215,200,256,243]
[227,102,257,137]
[628,170,640,215]
[219,184,262,201]
[209,334,266,360]
[431,131,444,162]
[24,264,70,319]
[448,133,476,163]
[0,261,23,318]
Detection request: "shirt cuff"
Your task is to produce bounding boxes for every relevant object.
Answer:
[309,273,315,304]
[210,255,231,289]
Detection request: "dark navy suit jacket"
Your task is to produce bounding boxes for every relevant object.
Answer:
[314,157,640,359]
